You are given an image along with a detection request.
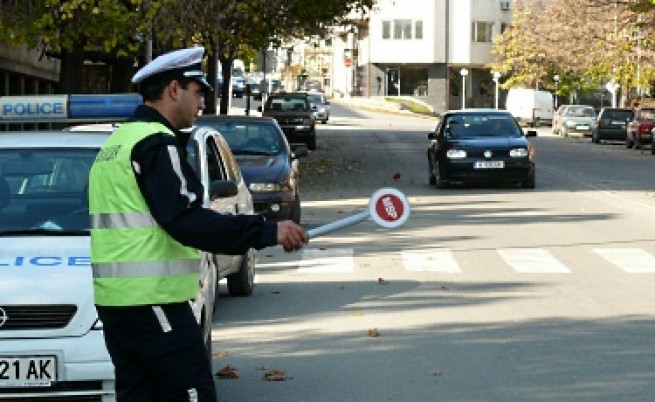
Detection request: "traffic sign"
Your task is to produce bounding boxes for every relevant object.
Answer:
[307,187,410,238]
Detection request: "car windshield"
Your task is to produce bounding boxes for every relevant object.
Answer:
[564,107,595,117]
[602,110,633,121]
[211,121,284,155]
[639,109,655,120]
[444,114,522,138]
[0,148,98,234]
[266,97,308,111]
[306,93,325,104]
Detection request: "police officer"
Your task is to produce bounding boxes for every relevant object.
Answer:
[89,47,308,402]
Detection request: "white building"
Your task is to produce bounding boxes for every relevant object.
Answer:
[334,0,513,113]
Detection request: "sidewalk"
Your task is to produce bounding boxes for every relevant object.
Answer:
[331,95,437,118]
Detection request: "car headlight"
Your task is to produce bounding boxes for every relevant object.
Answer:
[446,149,467,159]
[509,148,529,157]
[249,183,283,192]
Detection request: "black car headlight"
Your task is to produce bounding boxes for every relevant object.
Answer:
[446,149,467,159]
[249,183,283,192]
[509,148,529,158]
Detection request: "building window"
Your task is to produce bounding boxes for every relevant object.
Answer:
[500,23,509,34]
[471,21,494,43]
[394,19,412,39]
[415,21,423,39]
[382,20,391,39]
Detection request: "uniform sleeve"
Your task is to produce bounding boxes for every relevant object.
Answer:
[132,135,278,255]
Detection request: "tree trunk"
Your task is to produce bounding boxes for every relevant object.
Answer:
[57,44,86,94]
[205,50,218,114]
[110,56,136,93]
[218,50,236,115]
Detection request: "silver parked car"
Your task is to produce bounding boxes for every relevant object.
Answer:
[552,104,596,137]
[306,92,331,124]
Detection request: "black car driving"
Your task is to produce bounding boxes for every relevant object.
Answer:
[427,109,537,188]
[196,115,307,223]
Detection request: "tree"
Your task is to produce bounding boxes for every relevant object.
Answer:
[490,0,655,106]
[0,0,156,94]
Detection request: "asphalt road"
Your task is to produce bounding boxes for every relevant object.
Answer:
[210,101,655,402]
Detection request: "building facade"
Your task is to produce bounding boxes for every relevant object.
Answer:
[336,0,513,114]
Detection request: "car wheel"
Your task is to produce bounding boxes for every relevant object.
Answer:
[552,126,559,136]
[321,120,327,124]
[592,132,600,144]
[307,132,317,151]
[434,162,448,189]
[650,144,655,155]
[290,194,301,224]
[226,250,255,297]
[626,133,634,148]
[635,134,642,149]
[428,155,437,185]
[561,126,569,137]
[521,170,536,189]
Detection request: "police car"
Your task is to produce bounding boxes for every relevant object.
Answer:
[0,94,255,401]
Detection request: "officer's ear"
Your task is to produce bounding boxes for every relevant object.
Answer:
[167,80,183,101]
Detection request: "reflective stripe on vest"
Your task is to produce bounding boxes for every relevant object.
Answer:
[89,121,200,306]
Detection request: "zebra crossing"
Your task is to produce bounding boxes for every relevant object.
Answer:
[290,247,655,274]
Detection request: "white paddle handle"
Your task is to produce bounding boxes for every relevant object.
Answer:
[307,210,370,239]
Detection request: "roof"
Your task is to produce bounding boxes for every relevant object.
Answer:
[196,115,276,123]
[0,131,109,148]
[445,108,512,115]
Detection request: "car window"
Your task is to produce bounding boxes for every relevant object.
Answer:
[212,121,283,155]
[205,139,227,183]
[266,96,309,111]
[602,110,633,121]
[306,93,324,104]
[0,149,97,232]
[639,109,655,120]
[564,106,595,117]
[444,114,521,138]
[214,136,242,183]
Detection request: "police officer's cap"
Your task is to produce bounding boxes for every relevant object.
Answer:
[132,47,213,92]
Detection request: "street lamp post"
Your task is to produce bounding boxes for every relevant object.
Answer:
[553,74,560,109]
[492,71,501,109]
[460,68,469,110]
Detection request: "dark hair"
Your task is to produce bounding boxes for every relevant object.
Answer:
[139,77,193,102]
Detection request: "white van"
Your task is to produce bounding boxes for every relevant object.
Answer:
[505,88,554,127]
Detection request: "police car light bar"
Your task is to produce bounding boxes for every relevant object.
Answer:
[0,93,143,124]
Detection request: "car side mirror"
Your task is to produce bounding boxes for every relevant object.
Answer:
[525,130,538,137]
[209,180,238,201]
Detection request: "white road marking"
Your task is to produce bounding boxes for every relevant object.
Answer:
[593,248,655,273]
[497,248,571,273]
[298,248,354,273]
[402,249,461,273]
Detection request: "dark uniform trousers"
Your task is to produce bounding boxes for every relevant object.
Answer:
[96,302,217,402]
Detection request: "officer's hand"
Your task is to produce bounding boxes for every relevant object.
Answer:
[277,220,309,252]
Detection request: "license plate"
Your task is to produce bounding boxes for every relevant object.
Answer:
[0,356,56,387]
[576,125,590,131]
[474,161,504,169]
[611,121,625,126]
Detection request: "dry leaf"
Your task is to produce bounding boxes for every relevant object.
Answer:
[378,278,389,285]
[368,328,380,337]
[392,173,401,180]
[216,365,239,379]
[263,369,286,381]
[213,350,229,358]
[431,369,443,377]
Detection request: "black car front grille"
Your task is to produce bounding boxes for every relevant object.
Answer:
[0,380,106,401]
[0,305,77,330]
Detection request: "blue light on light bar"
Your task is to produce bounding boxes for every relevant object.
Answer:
[0,93,143,123]
[68,94,143,118]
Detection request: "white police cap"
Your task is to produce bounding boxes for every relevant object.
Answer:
[132,46,212,92]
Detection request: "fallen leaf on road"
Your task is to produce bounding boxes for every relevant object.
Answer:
[378,278,389,285]
[213,350,229,358]
[216,365,239,379]
[431,369,443,377]
[392,173,401,180]
[263,369,286,381]
[368,328,380,337]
